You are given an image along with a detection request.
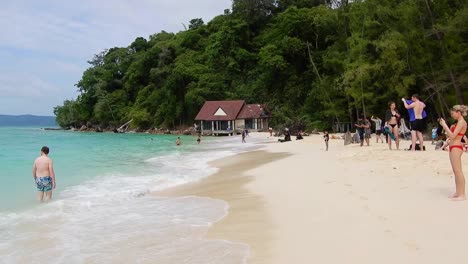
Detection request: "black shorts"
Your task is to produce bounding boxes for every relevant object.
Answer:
[376,130,382,136]
[410,119,426,132]
[358,130,365,140]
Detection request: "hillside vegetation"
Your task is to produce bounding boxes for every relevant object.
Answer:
[54,0,467,131]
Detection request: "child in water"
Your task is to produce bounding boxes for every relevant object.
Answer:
[323,131,329,151]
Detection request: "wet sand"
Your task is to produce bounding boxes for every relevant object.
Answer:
[156,149,289,263]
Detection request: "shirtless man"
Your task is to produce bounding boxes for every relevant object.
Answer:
[402,94,426,151]
[32,146,56,202]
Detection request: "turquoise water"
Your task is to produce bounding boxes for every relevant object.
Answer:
[0,127,260,263]
[0,127,193,211]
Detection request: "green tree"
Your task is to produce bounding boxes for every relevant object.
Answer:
[55,0,467,131]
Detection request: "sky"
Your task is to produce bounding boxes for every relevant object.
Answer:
[0,0,232,116]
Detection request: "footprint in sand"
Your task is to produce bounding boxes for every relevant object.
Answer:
[384,229,396,238]
[362,205,371,212]
[359,195,368,200]
[405,241,420,251]
[377,215,388,222]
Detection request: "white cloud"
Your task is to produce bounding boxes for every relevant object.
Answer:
[0,0,231,114]
[0,74,60,97]
[0,0,232,58]
[46,59,84,76]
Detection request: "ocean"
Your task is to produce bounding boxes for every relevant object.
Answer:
[0,127,262,263]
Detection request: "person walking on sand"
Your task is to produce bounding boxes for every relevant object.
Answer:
[176,137,181,146]
[371,116,384,143]
[196,136,201,144]
[242,129,246,143]
[364,117,372,146]
[355,116,368,147]
[439,105,468,201]
[402,94,426,151]
[323,131,329,151]
[33,146,56,202]
[385,101,400,150]
[269,127,273,137]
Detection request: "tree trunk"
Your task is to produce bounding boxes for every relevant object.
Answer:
[346,94,354,126]
[306,42,340,124]
[436,91,447,119]
[449,71,464,105]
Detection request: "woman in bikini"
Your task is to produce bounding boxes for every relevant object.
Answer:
[439,105,468,201]
[385,101,400,150]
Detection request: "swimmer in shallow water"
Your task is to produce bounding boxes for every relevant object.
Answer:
[33,146,56,202]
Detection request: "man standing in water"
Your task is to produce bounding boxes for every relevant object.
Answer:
[402,94,426,151]
[33,146,56,202]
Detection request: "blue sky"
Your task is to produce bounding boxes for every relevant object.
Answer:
[0,0,231,116]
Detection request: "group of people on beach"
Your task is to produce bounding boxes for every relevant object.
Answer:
[353,94,428,151]
[346,95,467,201]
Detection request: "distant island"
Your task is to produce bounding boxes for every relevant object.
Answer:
[0,115,57,127]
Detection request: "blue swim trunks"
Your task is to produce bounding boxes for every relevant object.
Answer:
[36,176,52,192]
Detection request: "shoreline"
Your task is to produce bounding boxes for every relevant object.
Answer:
[155,133,468,263]
[155,149,289,263]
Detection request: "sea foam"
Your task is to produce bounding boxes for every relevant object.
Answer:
[0,135,264,263]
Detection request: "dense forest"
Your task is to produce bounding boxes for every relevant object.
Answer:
[54,0,467,131]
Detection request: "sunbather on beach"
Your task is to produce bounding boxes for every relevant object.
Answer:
[439,105,467,201]
[296,131,304,140]
[385,101,400,150]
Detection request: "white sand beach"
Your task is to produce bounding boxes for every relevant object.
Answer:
[156,132,468,264]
